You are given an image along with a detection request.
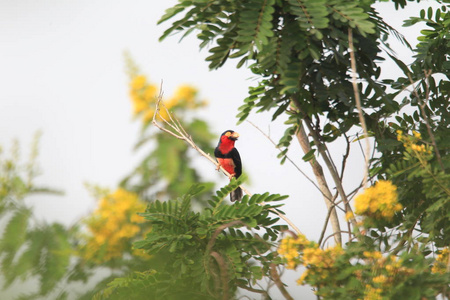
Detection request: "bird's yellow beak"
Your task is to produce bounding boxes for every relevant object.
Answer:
[231,132,240,139]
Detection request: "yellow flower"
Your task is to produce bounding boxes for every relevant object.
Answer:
[372,275,387,284]
[432,248,449,274]
[127,70,208,126]
[354,180,402,220]
[174,85,197,104]
[297,271,308,285]
[81,188,147,263]
[277,235,310,269]
[143,85,158,102]
[345,211,354,221]
[130,75,147,90]
[364,284,382,300]
[363,251,382,259]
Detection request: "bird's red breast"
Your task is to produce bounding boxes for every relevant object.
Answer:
[217,157,236,176]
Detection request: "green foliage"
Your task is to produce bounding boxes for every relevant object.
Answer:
[96,182,288,299]
[121,121,217,199]
[370,4,450,248]
[159,0,398,149]
[0,136,71,299]
[404,5,450,72]
[159,1,449,299]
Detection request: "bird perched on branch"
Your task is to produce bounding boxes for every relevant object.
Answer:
[214,130,243,202]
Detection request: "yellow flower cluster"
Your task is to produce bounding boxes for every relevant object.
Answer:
[82,188,147,263]
[129,75,205,123]
[354,180,402,220]
[277,235,309,269]
[364,284,383,300]
[277,235,342,287]
[297,245,343,285]
[431,248,449,274]
[361,251,415,300]
[397,130,431,154]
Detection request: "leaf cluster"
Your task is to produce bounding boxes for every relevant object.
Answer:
[97,182,288,299]
[159,0,403,150]
[369,4,449,248]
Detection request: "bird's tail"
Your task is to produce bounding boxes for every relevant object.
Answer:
[230,187,243,202]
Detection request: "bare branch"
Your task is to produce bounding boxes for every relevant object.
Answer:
[340,133,351,180]
[237,284,269,297]
[317,193,338,247]
[322,230,353,247]
[297,121,343,245]
[348,28,371,188]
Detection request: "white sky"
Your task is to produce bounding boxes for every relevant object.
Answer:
[0,0,439,298]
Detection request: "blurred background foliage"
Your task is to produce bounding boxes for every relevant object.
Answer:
[121,55,216,202]
[0,57,222,299]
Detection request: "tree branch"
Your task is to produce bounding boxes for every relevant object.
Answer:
[210,251,230,300]
[295,108,357,230]
[270,264,294,300]
[348,28,371,188]
[296,124,343,245]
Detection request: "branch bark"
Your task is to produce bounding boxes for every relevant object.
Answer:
[270,264,294,300]
[296,125,342,245]
[348,28,371,188]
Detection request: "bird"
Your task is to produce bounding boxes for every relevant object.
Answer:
[214,130,243,202]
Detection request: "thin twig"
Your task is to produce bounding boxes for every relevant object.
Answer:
[318,193,338,247]
[237,284,269,297]
[322,231,353,247]
[246,120,335,203]
[348,28,371,188]
[340,133,351,180]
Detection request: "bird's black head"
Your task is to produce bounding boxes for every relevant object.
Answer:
[221,130,239,141]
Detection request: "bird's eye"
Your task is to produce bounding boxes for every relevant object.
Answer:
[225,132,232,137]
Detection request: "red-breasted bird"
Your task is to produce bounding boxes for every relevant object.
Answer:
[214,130,243,202]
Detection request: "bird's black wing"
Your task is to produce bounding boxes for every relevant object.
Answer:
[229,148,242,178]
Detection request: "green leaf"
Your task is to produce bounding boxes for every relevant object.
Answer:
[0,207,30,253]
[302,149,316,162]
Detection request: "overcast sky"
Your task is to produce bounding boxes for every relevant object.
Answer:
[0,1,439,298]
